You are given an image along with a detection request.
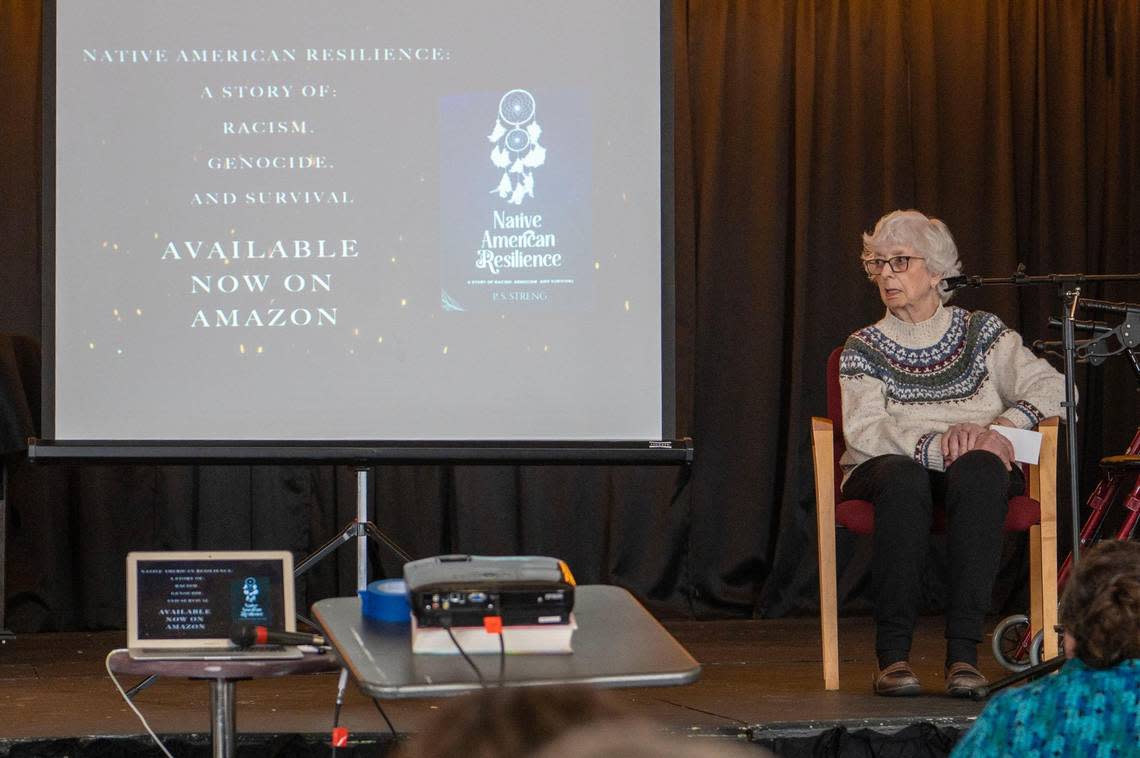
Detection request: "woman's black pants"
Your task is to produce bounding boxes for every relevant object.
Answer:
[841,450,1025,668]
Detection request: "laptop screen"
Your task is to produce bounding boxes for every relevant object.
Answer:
[127,551,295,648]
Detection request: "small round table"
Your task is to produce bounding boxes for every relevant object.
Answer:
[107,650,339,758]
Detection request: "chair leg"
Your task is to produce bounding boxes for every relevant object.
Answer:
[818,526,839,690]
[1037,420,1059,659]
[811,420,839,690]
[1029,524,1043,637]
[1038,519,1059,658]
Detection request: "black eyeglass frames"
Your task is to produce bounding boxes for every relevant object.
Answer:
[862,255,922,275]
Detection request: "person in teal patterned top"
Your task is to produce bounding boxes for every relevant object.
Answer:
[951,539,1140,756]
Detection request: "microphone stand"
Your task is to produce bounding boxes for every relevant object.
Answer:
[1061,287,1081,562]
[943,270,1140,565]
[970,652,1067,700]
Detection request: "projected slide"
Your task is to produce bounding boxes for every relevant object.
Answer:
[52,0,665,441]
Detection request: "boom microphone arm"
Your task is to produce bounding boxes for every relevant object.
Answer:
[971,652,1068,700]
[942,269,1140,292]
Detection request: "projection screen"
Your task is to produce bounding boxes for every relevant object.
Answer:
[38,0,680,460]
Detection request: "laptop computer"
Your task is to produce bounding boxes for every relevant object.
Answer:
[127,550,303,660]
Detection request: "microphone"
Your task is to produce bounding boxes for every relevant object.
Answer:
[1047,316,1113,335]
[1077,297,1140,316]
[230,623,325,648]
[1031,339,1062,356]
[942,275,979,291]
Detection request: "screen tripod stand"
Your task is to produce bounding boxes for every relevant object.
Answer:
[295,467,413,600]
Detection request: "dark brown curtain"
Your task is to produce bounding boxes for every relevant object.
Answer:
[2,1,1138,631]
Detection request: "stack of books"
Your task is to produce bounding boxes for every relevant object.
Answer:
[410,614,576,655]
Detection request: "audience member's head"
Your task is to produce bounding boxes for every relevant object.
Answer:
[1058,539,1140,668]
[395,685,635,758]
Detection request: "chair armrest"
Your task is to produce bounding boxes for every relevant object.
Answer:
[1028,417,1059,500]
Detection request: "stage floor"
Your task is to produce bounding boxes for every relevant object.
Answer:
[0,616,1002,746]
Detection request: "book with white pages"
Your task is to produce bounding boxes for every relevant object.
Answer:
[411,615,576,655]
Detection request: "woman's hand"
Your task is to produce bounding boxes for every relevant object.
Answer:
[941,423,989,464]
[970,429,1016,470]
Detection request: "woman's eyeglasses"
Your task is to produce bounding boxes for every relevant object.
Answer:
[862,255,922,275]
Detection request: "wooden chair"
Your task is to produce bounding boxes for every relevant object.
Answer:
[811,346,1059,690]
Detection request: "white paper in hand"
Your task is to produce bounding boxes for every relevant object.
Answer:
[989,425,1043,465]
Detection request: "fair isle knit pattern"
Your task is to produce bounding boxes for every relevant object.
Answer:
[838,304,1065,478]
[914,431,940,469]
[840,307,1007,406]
[1009,399,1046,428]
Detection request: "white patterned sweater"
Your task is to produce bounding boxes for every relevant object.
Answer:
[838,303,1066,484]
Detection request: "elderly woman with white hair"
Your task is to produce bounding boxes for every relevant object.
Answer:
[839,210,1065,697]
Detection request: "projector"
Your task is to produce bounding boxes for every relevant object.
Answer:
[403,555,575,628]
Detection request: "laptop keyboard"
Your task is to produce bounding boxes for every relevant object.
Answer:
[131,645,288,659]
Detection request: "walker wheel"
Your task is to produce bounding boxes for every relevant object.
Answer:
[992,614,1032,671]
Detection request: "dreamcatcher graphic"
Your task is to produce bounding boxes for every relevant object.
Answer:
[488,89,546,205]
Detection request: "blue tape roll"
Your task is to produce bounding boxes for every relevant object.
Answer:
[360,579,411,623]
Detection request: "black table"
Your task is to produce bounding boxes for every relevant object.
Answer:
[107,650,338,757]
[312,584,701,699]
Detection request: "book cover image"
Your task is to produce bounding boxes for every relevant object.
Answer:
[231,575,271,624]
[439,88,592,312]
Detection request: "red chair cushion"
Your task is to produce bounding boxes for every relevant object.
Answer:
[835,499,875,533]
[1004,496,1043,532]
[835,496,1041,535]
